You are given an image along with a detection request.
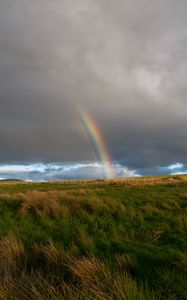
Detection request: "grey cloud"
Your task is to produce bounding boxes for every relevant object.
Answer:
[0,0,187,174]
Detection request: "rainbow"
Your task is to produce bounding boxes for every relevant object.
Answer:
[78,107,113,179]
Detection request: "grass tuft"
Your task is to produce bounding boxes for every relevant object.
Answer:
[19,191,62,218]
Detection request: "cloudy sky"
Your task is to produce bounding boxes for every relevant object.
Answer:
[0,0,187,180]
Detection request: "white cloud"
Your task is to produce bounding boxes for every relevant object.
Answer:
[168,162,183,170]
[157,162,187,176]
[0,162,140,181]
[171,171,187,175]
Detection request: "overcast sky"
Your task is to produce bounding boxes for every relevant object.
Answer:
[0,0,187,180]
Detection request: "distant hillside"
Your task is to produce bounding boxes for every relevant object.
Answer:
[0,178,24,182]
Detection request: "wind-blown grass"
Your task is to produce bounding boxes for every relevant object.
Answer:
[0,175,187,298]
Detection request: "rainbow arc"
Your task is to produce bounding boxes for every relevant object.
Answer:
[78,107,113,179]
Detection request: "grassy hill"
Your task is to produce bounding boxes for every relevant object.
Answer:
[0,175,187,299]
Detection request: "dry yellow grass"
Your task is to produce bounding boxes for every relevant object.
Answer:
[0,234,159,300]
[0,192,25,202]
[33,241,66,275]
[19,191,63,218]
[0,188,129,219]
[0,234,25,277]
[142,204,160,215]
[68,256,158,300]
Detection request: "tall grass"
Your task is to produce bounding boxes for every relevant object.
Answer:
[0,243,160,300]
[0,234,25,277]
[0,176,187,298]
[19,191,63,218]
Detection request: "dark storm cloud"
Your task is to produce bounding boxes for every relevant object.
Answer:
[0,0,187,175]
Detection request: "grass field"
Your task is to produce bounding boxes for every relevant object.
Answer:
[0,175,187,299]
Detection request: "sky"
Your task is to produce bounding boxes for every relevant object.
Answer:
[0,0,187,180]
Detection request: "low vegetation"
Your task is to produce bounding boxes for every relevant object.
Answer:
[0,175,187,299]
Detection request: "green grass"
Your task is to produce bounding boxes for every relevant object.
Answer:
[0,175,187,298]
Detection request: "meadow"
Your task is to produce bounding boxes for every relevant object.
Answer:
[0,175,187,299]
